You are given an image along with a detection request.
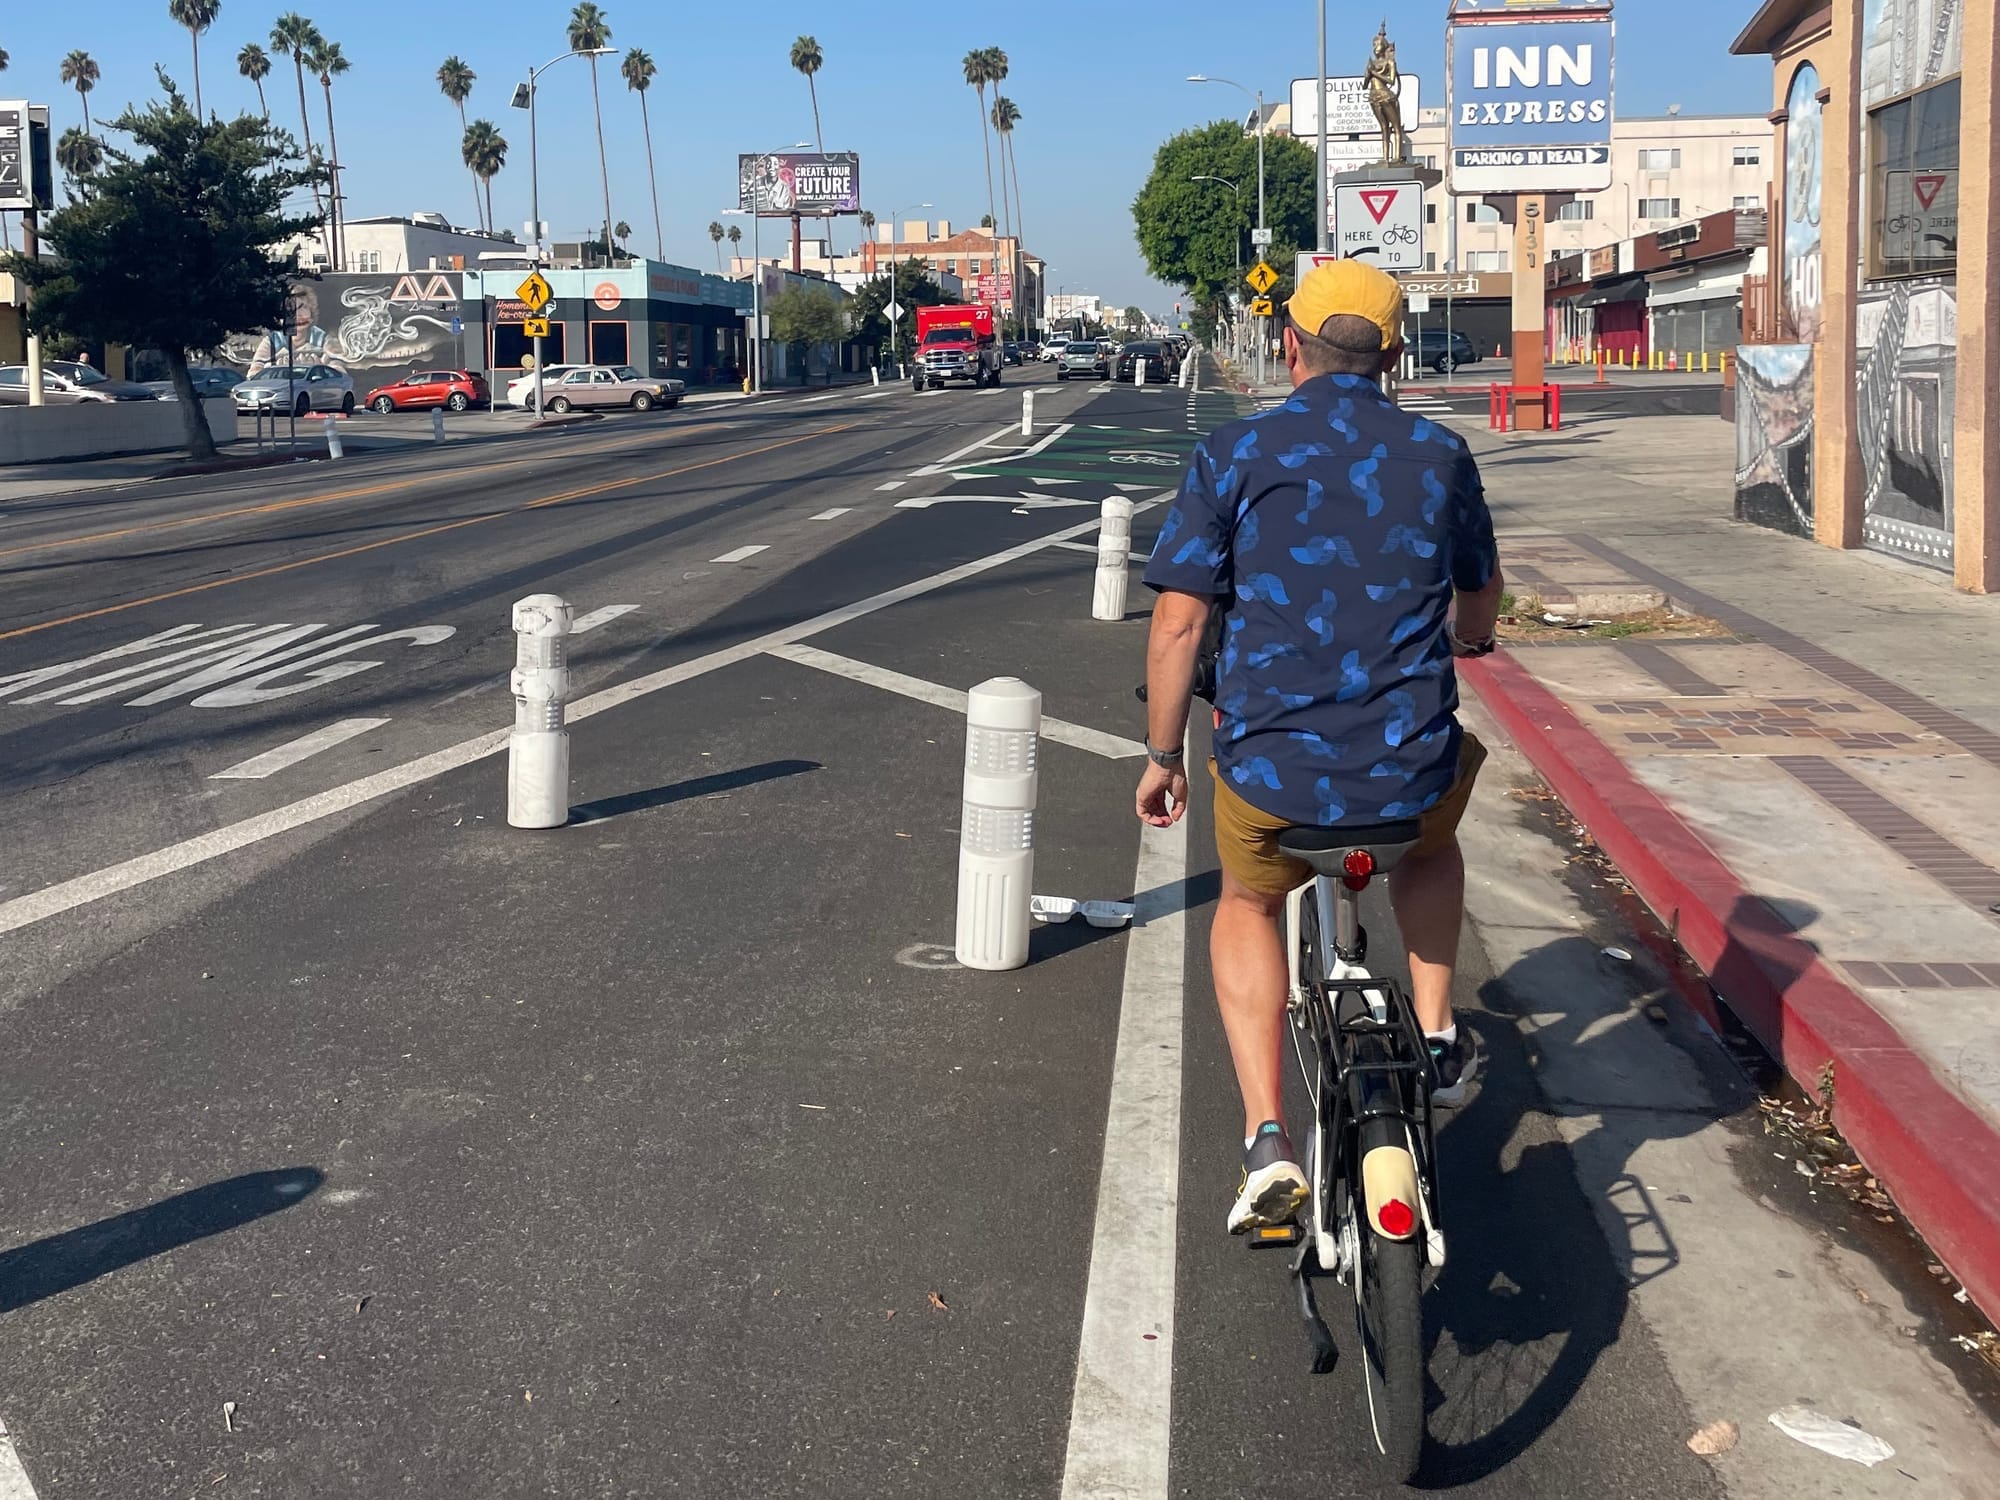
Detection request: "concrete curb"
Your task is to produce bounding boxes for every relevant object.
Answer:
[1461,650,2000,1323]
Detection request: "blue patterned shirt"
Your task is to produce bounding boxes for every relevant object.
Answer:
[1143,374,1498,829]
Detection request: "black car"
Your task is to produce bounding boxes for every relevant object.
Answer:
[1111,340,1173,382]
[1001,342,1027,366]
[1411,329,1481,374]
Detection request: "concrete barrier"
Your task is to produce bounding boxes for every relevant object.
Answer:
[0,396,237,465]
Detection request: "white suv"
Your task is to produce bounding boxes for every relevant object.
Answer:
[1039,337,1072,363]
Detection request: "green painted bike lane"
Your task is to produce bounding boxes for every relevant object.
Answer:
[945,381,1251,485]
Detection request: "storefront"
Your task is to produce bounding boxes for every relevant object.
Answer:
[1733,0,1995,592]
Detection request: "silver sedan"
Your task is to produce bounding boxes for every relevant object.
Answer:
[233,364,355,418]
[540,365,686,414]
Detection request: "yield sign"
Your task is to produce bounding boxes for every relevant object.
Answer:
[1358,188,1401,224]
[1913,174,1947,210]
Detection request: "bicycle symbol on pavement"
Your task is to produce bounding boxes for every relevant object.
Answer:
[1107,450,1182,466]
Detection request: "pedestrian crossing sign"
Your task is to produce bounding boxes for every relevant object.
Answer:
[1246,262,1279,296]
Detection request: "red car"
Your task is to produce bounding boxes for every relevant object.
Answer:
[362,369,490,413]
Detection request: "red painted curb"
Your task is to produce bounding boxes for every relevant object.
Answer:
[1463,651,2000,1321]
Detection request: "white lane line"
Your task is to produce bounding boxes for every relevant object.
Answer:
[711,545,769,564]
[858,389,893,400]
[210,718,391,781]
[0,508,1155,939]
[0,1417,43,1500]
[1059,817,1188,1500]
[876,480,907,491]
[767,644,1145,759]
[570,604,640,634]
[1052,539,1149,564]
[809,508,852,521]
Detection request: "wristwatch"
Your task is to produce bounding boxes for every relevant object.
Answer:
[1146,740,1186,770]
[1448,625,1497,658]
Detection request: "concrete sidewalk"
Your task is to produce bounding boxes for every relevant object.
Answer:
[1450,408,2000,1321]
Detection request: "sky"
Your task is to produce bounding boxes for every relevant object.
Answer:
[1,1,1774,314]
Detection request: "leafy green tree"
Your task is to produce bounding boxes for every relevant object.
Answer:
[5,79,317,459]
[768,283,847,381]
[1122,305,1147,333]
[846,257,946,359]
[1132,119,1318,309]
[437,56,481,229]
[55,126,103,191]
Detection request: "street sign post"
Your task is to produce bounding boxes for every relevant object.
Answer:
[883,299,904,322]
[1447,5,1615,195]
[1332,181,1425,271]
[1246,262,1279,296]
[523,317,551,340]
[516,271,554,314]
[1249,227,1274,249]
[1288,74,1420,138]
[1250,298,1275,318]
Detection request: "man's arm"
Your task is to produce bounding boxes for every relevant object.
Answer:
[1448,448,1504,652]
[1136,589,1212,827]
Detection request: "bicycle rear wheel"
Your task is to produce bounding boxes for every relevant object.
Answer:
[1355,1118,1425,1481]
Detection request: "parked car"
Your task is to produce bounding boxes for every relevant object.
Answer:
[234,364,355,417]
[1412,329,1481,374]
[505,365,583,409]
[144,366,244,401]
[0,363,160,404]
[1001,342,1027,367]
[538,365,686,413]
[363,369,491,414]
[1111,340,1173,382]
[1056,343,1110,381]
[1039,336,1072,363]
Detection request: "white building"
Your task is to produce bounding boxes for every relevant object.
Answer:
[284,213,522,275]
[1047,293,1103,322]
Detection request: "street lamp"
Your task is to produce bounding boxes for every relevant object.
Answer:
[879,200,932,377]
[511,45,616,417]
[725,141,815,395]
[1189,74,1269,382]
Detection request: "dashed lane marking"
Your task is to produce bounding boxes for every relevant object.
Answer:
[210,718,391,780]
[711,545,770,564]
[0,1418,40,1500]
[570,604,640,633]
[876,480,907,491]
[809,508,852,521]
[766,644,1144,759]
[0,504,1160,939]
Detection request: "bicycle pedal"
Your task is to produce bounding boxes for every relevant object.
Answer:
[1246,1222,1304,1249]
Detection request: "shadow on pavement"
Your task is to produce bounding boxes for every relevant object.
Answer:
[0,1167,325,1315]
[568,759,821,824]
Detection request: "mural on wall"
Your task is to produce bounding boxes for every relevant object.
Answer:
[219,273,467,386]
[1783,64,1823,341]
[1856,281,1956,568]
[1861,0,1963,107]
[1735,344,1815,538]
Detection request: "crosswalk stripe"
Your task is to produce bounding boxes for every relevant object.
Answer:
[570,604,639,634]
[210,718,390,780]
[711,545,769,564]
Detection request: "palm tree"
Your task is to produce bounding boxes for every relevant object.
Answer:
[0,49,8,251]
[462,120,507,240]
[60,50,100,135]
[963,47,1005,288]
[566,4,616,273]
[993,95,1025,307]
[727,223,742,259]
[436,56,484,231]
[167,1,221,118]
[55,125,103,191]
[237,42,271,118]
[621,48,662,259]
[788,36,831,258]
[708,220,725,270]
[270,15,326,249]
[308,37,350,268]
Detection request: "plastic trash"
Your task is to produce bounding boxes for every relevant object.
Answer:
[1080,900,1136,929]
[1767,1406,1895,1467]
[1686,1419,1738,1456]
[1031,895,1080,924]
[1601,946,1632,962]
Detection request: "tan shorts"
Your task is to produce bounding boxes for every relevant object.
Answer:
[1210,731,1488,898]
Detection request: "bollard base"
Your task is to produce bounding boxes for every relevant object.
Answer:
[956,851,1034,970]
[507,730,571,828]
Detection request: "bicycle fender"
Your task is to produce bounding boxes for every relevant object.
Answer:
[1361,1143,1421,1241]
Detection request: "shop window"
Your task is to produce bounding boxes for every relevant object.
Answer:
[590,321,630,367]
[1868,76,1959,280]
[1555,201,1594,221]
[494,320,565,369]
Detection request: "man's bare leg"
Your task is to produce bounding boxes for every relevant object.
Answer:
[1211,874,1290,1138]
[1388,836,1465,1035]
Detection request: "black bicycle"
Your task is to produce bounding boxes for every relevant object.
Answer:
[1247,821,1443,1483]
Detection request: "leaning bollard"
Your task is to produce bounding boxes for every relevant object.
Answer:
[323,415,344,460]
[507,593,573,829]
[1092,496,1135,622]
[432,408,446,443]
[956,678,1041,971]
[1021,389,1035,437]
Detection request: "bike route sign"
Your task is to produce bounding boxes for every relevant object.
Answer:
[1333,181,1425,271]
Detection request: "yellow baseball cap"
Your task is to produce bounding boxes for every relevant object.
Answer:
[1287,258,1404,352]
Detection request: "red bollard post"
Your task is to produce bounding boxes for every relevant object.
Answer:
[1548,382,1563,431]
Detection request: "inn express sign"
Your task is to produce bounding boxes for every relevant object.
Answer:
[1447,1,1614,196]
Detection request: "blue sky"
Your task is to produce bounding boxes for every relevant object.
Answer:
[2,2,1772,311]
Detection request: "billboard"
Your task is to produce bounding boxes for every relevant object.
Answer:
[0,102,54,214]
[1288,74,1420,137]
[737,152,862,217]
[1447,11,1615,194]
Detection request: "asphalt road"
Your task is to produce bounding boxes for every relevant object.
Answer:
[2,359,1993,1498]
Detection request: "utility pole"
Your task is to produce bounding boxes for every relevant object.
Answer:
[23,207,44,406]
[1316,0,1329,253]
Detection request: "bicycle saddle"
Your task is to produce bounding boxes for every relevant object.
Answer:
[1278,820,1424,876]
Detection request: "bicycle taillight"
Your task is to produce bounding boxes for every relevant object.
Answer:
[1342,850,1375,891]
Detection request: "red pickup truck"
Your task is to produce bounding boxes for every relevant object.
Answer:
[912,304,1003,391]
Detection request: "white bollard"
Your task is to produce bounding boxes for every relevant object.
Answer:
[323,416,343,460]
[1021,388,1035,437]
[1092,496,1135,621]
[507,593,573,829]
[432,407,446,443]
[871,365,881,386]
[956,678,1041,971]
[1132,357,1145,387]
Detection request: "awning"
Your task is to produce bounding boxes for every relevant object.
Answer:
[1647,258,1751,310]
[1576,278,1647,308]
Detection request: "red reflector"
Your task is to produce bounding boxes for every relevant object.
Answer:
[1342,850,1375,878]
[1341,874,1371,892]
[1377,1198,1416,1237]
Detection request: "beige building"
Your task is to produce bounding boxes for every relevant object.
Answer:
[1382,110,1775,272]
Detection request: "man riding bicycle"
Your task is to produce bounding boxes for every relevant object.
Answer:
[1135,260,1505,1234]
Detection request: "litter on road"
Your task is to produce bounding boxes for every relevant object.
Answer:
[1767,1406,1895,1466]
